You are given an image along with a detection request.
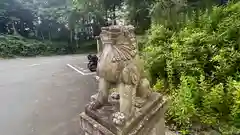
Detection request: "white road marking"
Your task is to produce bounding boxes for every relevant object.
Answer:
[67,64,96,76]
[29,64,40,66]
[67,64,85,75]
[84,62,89,64]
[84,72,96,75]
[28,61,53,67]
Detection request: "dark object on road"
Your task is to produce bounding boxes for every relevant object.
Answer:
[87,54,98,72]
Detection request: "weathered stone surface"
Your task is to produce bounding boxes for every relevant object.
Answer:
[80,112,114,135]
[81,92,168,135]
[85,98,119,134]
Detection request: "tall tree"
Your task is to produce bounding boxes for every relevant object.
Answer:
[19,0,73,40]
[125,0,155,33]
[99,0,123,24]
[0,0,35,35]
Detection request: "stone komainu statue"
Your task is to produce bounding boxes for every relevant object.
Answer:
[89,25,152,125]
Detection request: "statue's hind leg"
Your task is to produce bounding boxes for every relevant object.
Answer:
[135,78,152,108]
[137,78,151,98]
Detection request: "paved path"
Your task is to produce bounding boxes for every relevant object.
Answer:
[0,55,97,135]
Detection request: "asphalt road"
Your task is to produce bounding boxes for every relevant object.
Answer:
[0,55,97,135]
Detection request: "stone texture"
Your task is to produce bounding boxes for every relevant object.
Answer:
[80,92,168,135]
[80,112,114,135]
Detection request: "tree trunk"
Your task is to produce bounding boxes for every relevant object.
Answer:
[48,31,51,41]
[76,39,78,48]
[12,22,18,35]
[70,30,73,43]
[35,29,38,37]
[74,28,78,48]
[40,31,44,40]
[104,10,108,26]
[113,6,117,25]
[48,24,52,41]
[194,9,200,27]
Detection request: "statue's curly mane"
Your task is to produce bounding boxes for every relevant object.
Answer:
[112,44,137,62]
[99,25,138,62]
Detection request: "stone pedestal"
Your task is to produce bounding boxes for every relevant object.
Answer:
[79,92,168,135]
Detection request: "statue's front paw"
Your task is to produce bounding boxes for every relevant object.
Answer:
[88,100,102,110]
[111,92,120,100]
[112,112,126,126]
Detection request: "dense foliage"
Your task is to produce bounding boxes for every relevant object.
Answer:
[143,2,240,134]
[0,0,104,58]
[0,35,67,57]
[0,35,97,57]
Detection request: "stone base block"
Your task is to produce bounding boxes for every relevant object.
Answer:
[80,112,114,135]
[79,92,168,135]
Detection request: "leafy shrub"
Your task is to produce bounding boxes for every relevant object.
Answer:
[142,24,174,85]
[167,76,198,129]
[136,35,147,52]
[0,35,96,58]
[143,2,240,134]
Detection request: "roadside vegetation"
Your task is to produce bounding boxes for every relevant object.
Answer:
[142,1,240,134]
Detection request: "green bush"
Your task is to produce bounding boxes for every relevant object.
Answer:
[0,35,65,57]
[143,2,240,134]
[0,35,96,58]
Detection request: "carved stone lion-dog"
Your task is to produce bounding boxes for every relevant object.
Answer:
[89,25,152,125]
